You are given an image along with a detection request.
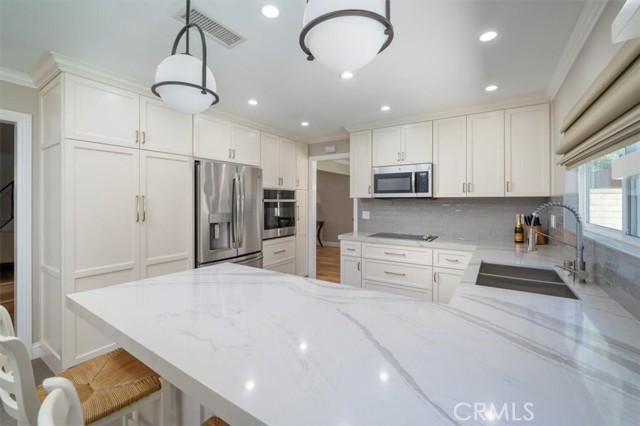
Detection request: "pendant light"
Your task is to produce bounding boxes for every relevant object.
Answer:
[151,0,219,114]
[299,0,394,73]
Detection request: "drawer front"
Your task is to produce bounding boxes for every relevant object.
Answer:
[263,237,296,267]
[363,280,432,301]
[362,243,432,265]
[340,240,362,257]
[433,249,472,270]
[362,259,432,290]
[267,260,295,275]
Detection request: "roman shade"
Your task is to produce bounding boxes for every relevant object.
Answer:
[556,39,640,168]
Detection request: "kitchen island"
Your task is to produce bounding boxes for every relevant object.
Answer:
[68,245,640,425]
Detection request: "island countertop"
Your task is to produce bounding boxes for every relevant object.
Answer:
[67,241,640,425]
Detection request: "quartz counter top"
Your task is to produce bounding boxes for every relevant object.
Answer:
[68,239,640,425]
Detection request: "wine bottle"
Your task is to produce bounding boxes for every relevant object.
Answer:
[514,214,524,244]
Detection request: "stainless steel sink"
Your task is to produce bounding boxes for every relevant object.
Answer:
[476,262,578,300]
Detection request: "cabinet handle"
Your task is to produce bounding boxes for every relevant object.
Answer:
[274,249,286,255]
[384,251,406,256]
[228,148,232,159]
[296,179,299,187]
[142,131,146,144]
[368,185,371,194]
[463,182,466,193]
[346,248,355,251]
[506,181,510,192]
[296,205,300,221]
[141,195,146,222]
[135,130,139,144]
[135,195,140,222]
[402,152,406,161]
[445,258,460,263]
[384,271,406,276]
[397,152,400,162]
[468,182,473,192]
[357,261,360,272]
[434,271,437,283]
[232,149,236,159]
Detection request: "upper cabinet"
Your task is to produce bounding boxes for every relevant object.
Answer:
[350,130,372,198]
[261,132,296,189]
[466,110,505,197]
[505,104,550,197]
[296,142,308,190]
[433,116,467,198]
[65,74,192,155]
[194,115,260,166]
[372,122,432,166]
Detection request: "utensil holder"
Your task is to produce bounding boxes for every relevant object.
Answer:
[525,225,547,245]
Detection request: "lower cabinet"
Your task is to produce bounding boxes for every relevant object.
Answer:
[363,280,432,301]
[295,234,308,276]
[340,255,362,287]
[263,237,296,273]
[433,268,464,303]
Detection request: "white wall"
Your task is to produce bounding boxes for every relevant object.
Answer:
[551,0,625,195]
[308,139,350,157]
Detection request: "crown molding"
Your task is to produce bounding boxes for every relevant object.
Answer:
[344,92,550,133]
[546,0,608,99]
[0,67,36,89]
[307,134,350,144]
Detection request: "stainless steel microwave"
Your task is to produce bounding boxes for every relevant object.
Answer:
[372,163,433,198]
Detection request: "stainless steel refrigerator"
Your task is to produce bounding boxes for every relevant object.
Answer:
[195,160,263,268]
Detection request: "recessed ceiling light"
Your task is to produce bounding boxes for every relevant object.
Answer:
[479,31,498,42]
[248,99,258,106]
[380,105,391,111]
[301,121,309,127]
[485,85,498,92]
[261,5,280,18]
[341,71,354,79]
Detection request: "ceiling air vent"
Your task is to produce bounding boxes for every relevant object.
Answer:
[175,7,245,49]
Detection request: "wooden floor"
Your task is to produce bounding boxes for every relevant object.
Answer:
[316,246,340,284]
[0,262,14,324]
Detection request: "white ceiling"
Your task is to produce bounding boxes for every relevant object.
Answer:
[0,0,591,141]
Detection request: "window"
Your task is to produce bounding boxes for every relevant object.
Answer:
[580,141,640,243]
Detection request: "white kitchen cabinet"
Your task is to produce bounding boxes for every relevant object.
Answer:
[261,132,296,189]
[362,259,433,291]
[466,110,505,197]
[194,116,261,166]
[433,116,467,197]
[139,96,193,156]
[505,104,550,196]
[264,237,296,272]
[295,190,308,276]
[65,74,139,148]
[372,122,432,166]
[433,268,464,303]
[296,142,309,190]
[350,130,372,198]
[363,280,432,301]
[341,256,362,287]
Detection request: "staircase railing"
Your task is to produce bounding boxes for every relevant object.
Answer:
[0,181,14,230]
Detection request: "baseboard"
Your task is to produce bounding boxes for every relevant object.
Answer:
[32,341,46,359]
[321,241,340,248]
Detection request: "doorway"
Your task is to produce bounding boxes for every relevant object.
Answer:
[308,153,352,281]
[0,109,32,357]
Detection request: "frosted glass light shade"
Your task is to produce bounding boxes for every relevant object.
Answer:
[303,0,387,72]
[154,54,217,114]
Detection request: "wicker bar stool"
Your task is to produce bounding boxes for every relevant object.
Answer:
[0,306,169,426]
[202,415,230,426]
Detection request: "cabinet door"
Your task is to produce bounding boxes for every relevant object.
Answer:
[66,140,140,365]
[140,151,193,278]
[505,104,550,196]
[65,74,139,148]
[232,124,261,166]
[279,138,296,189]
[296,142,308,190]
[350,131,372,198]
[261,132,280,188]
[433,116,467,197]
[434,267,464,303]
[296,190,308,236]
[295,234,309,276]
[139,96,193,156]
[372,126,402,166]
[403,121,432,164]
[467,110,505,197]
[193,115,232,161]
[340,256,362,287]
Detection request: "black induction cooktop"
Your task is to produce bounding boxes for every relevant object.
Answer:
[369,232,438,242]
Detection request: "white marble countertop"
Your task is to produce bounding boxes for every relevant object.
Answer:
[67,236,640,426]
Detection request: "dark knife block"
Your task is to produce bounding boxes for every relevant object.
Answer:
[525,225,547,245]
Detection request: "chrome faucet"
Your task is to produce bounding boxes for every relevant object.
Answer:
[527,201,587,283]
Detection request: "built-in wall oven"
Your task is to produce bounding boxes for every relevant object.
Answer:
[372,163,433,198]
[263,189,296,240]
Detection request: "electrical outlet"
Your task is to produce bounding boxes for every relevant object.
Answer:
[550,214,556,229]
[362,211,370,220]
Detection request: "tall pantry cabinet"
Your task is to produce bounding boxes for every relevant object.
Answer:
[39,73,193,371]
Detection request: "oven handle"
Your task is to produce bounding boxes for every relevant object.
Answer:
[411,172,416,194]
[263,199,296,202]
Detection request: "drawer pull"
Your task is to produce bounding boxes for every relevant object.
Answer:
[384,271,406,276]
[445,258,460,263]
[274,249,286,255]
[384,252,406,256]
[346,248,355,251]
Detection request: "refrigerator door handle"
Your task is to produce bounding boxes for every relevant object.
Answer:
[231,173,238,249]
[238,172,245,248]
